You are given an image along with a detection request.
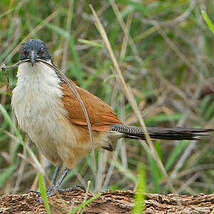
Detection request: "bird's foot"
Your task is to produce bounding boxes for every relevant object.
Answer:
[47,184,85,197]
[27,184,85,201]
[56,185,86,193]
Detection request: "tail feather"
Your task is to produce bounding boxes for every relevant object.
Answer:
[111,124,214,140]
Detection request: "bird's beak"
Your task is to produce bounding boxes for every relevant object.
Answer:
[30,50,36,66]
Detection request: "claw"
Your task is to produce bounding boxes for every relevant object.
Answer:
[47,184,85,197]
[57,185,86,193]
[27,190,41,197]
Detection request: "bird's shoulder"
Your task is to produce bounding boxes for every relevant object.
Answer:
[60,80,121,131]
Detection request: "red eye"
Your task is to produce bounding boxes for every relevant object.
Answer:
[41,50,45,55]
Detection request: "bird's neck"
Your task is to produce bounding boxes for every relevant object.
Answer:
[12,61,64,109]
[16,61,61,87]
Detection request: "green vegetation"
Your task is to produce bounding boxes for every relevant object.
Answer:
[1,0,214,202]
[132,164,146,214]
[38,173,51,214]
[69,192,101,214]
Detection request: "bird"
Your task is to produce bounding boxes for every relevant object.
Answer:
[11,39,214,195]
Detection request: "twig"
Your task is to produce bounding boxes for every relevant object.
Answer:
[0,60,30,93]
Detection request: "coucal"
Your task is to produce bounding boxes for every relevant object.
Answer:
[11,39,214,194]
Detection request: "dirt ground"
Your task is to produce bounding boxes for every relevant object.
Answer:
[1,188,214,213]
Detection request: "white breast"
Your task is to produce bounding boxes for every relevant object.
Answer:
[11,62,67,165]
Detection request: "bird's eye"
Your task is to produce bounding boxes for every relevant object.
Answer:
[23,50,27,56]
[41,50,45,55]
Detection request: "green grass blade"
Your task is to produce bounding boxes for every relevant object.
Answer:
[0,104,23,162]
[69,193,101,214]
[132,163,146,214]
[0,6,17,19]
[143,143,161,193]
[202,10,214,34]
[200,96,212,116]
[0,104,23,141]
[203,100,214,121]
[38,173,51,214]
[0,165,16,189]
[165,140,188,171]
[145,113,183,126]
[78,39,103,48]
[113,160,137,183]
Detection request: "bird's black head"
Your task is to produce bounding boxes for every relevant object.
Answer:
[20,39,51,66]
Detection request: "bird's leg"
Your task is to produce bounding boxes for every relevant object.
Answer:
[36,167,85,197]
[47,168,71,196]
[47,165,61,194]
[55,168,70,190]
[51,166,62,185]
[54,168,85,193]
[56,168,70,187]
[30,165,61,197]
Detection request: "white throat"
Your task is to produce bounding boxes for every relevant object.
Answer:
[12,61,64,115]
[15,60,60,91]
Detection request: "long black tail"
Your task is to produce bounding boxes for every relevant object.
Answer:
[111,124,214,140]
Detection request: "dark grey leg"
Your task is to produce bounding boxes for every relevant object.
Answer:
[47,168,71,196]
[50,166,61,186]
[30,166,83,198]
[55,168,70,189]
[54,168,85,193]
[47,166,61,194]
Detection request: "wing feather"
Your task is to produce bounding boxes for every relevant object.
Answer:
[61,82,121,132]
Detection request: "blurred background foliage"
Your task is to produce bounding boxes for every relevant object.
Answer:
[1,0,214,195]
